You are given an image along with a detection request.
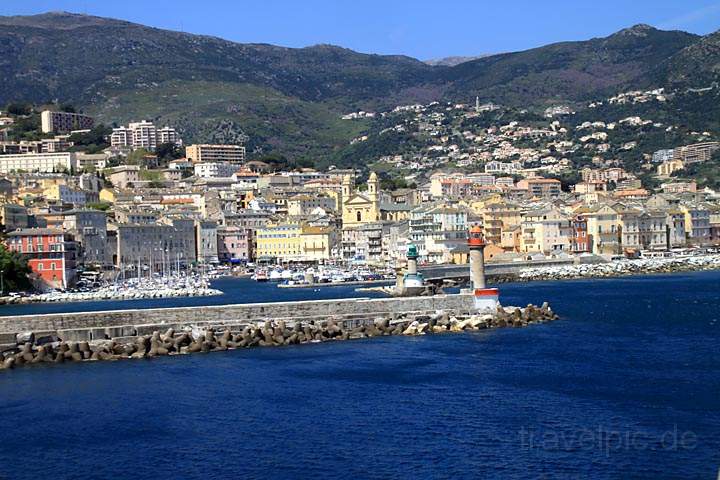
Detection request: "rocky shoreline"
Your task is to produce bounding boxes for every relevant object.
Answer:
[518,254,720,281]
[0,303,557,371]
[0,286,223,305]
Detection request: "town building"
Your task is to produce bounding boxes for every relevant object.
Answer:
[516,178,562,198]
[106,165,140,189]
[195,220,219,264]
[217,226,252,264]
[1,204,29,233]
[186,144,245,164]
[5,228,77,289]
[672,142,719,164]
[40,110,94,134]
[110,121,180,151]
[194,162,239,178]
[0,152,76,174]
[520,207,572,253]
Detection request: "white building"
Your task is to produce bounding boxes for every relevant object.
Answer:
[0,152,76,174]
[194,162,239,178]
[485,161,522,175]
[111,121,180,151]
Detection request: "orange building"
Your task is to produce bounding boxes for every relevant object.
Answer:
[5,229,77,289]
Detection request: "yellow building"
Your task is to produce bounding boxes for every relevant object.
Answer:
[299,226,337,261]
[256,223,302,260]
[476,200,522,245]
[657,159,684,176]
[256,223,337,261]
[99,188,117,204]
[583,204,621,254]
[342,172,381,226]
[341,172,409,227]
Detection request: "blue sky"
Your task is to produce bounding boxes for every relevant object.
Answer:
[3,0,720,59]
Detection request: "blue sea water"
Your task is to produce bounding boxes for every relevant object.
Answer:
[0,277,386,316]
[0,271,718,479]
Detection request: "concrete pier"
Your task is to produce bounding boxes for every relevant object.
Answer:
[0,299,559,371]
[0,294,477,345]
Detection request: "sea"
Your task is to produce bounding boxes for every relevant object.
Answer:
[0,271,718,479]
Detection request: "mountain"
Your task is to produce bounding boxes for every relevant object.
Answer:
[0,12,436,106]
[651,29,720,88]
[437,24,700,105]
[0,13,718,165]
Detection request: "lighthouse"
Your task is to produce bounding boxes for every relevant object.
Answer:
[468,225,499,311]
[400,243,425,295]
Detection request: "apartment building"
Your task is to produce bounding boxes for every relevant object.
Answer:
[516,178,562,198]
[672,142,719,164]
[186,144,246,164]
[41,110,94,134]
[409,205,468,262]
[0,152,76,174]
[111,121,180,151]
[255,223,302,260]
[520,207,572,253]
[44,184,96,206]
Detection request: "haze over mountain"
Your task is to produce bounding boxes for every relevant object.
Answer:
[1,12,719,162]
[423,55,491,67]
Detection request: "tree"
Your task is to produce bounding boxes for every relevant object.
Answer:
[86,202,112,211]
[126,148,150,165]
[155,142,184,163]
[4,103,31,116]
[0,244,32,293]
[68,124,112,152]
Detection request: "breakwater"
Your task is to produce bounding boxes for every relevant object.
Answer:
[0,302,558,371]
[519,254,720,281]
[0,294,474,340]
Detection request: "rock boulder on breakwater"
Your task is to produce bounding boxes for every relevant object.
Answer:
[519,255,720,281]
[0,304,558,371]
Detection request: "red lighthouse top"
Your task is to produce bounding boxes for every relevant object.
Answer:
[468,225,485,248]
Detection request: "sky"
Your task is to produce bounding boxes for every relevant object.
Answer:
[3,0,720,59]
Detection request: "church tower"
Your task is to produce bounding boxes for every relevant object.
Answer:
[368,171,380,220]
[368,171,379,201]
[341,174,353,201]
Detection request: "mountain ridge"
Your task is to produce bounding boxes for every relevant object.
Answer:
[1,12,719,163]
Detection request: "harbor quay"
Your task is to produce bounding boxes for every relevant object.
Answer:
[0,228,558,371]
[0,294,558,370]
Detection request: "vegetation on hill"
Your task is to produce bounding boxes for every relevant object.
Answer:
[671,150,720,190]
[1,13,720,169]
[0,244,32,293]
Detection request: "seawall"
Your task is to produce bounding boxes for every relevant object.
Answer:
[0,294,476,344]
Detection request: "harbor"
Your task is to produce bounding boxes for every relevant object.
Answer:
[0,230,523,370]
